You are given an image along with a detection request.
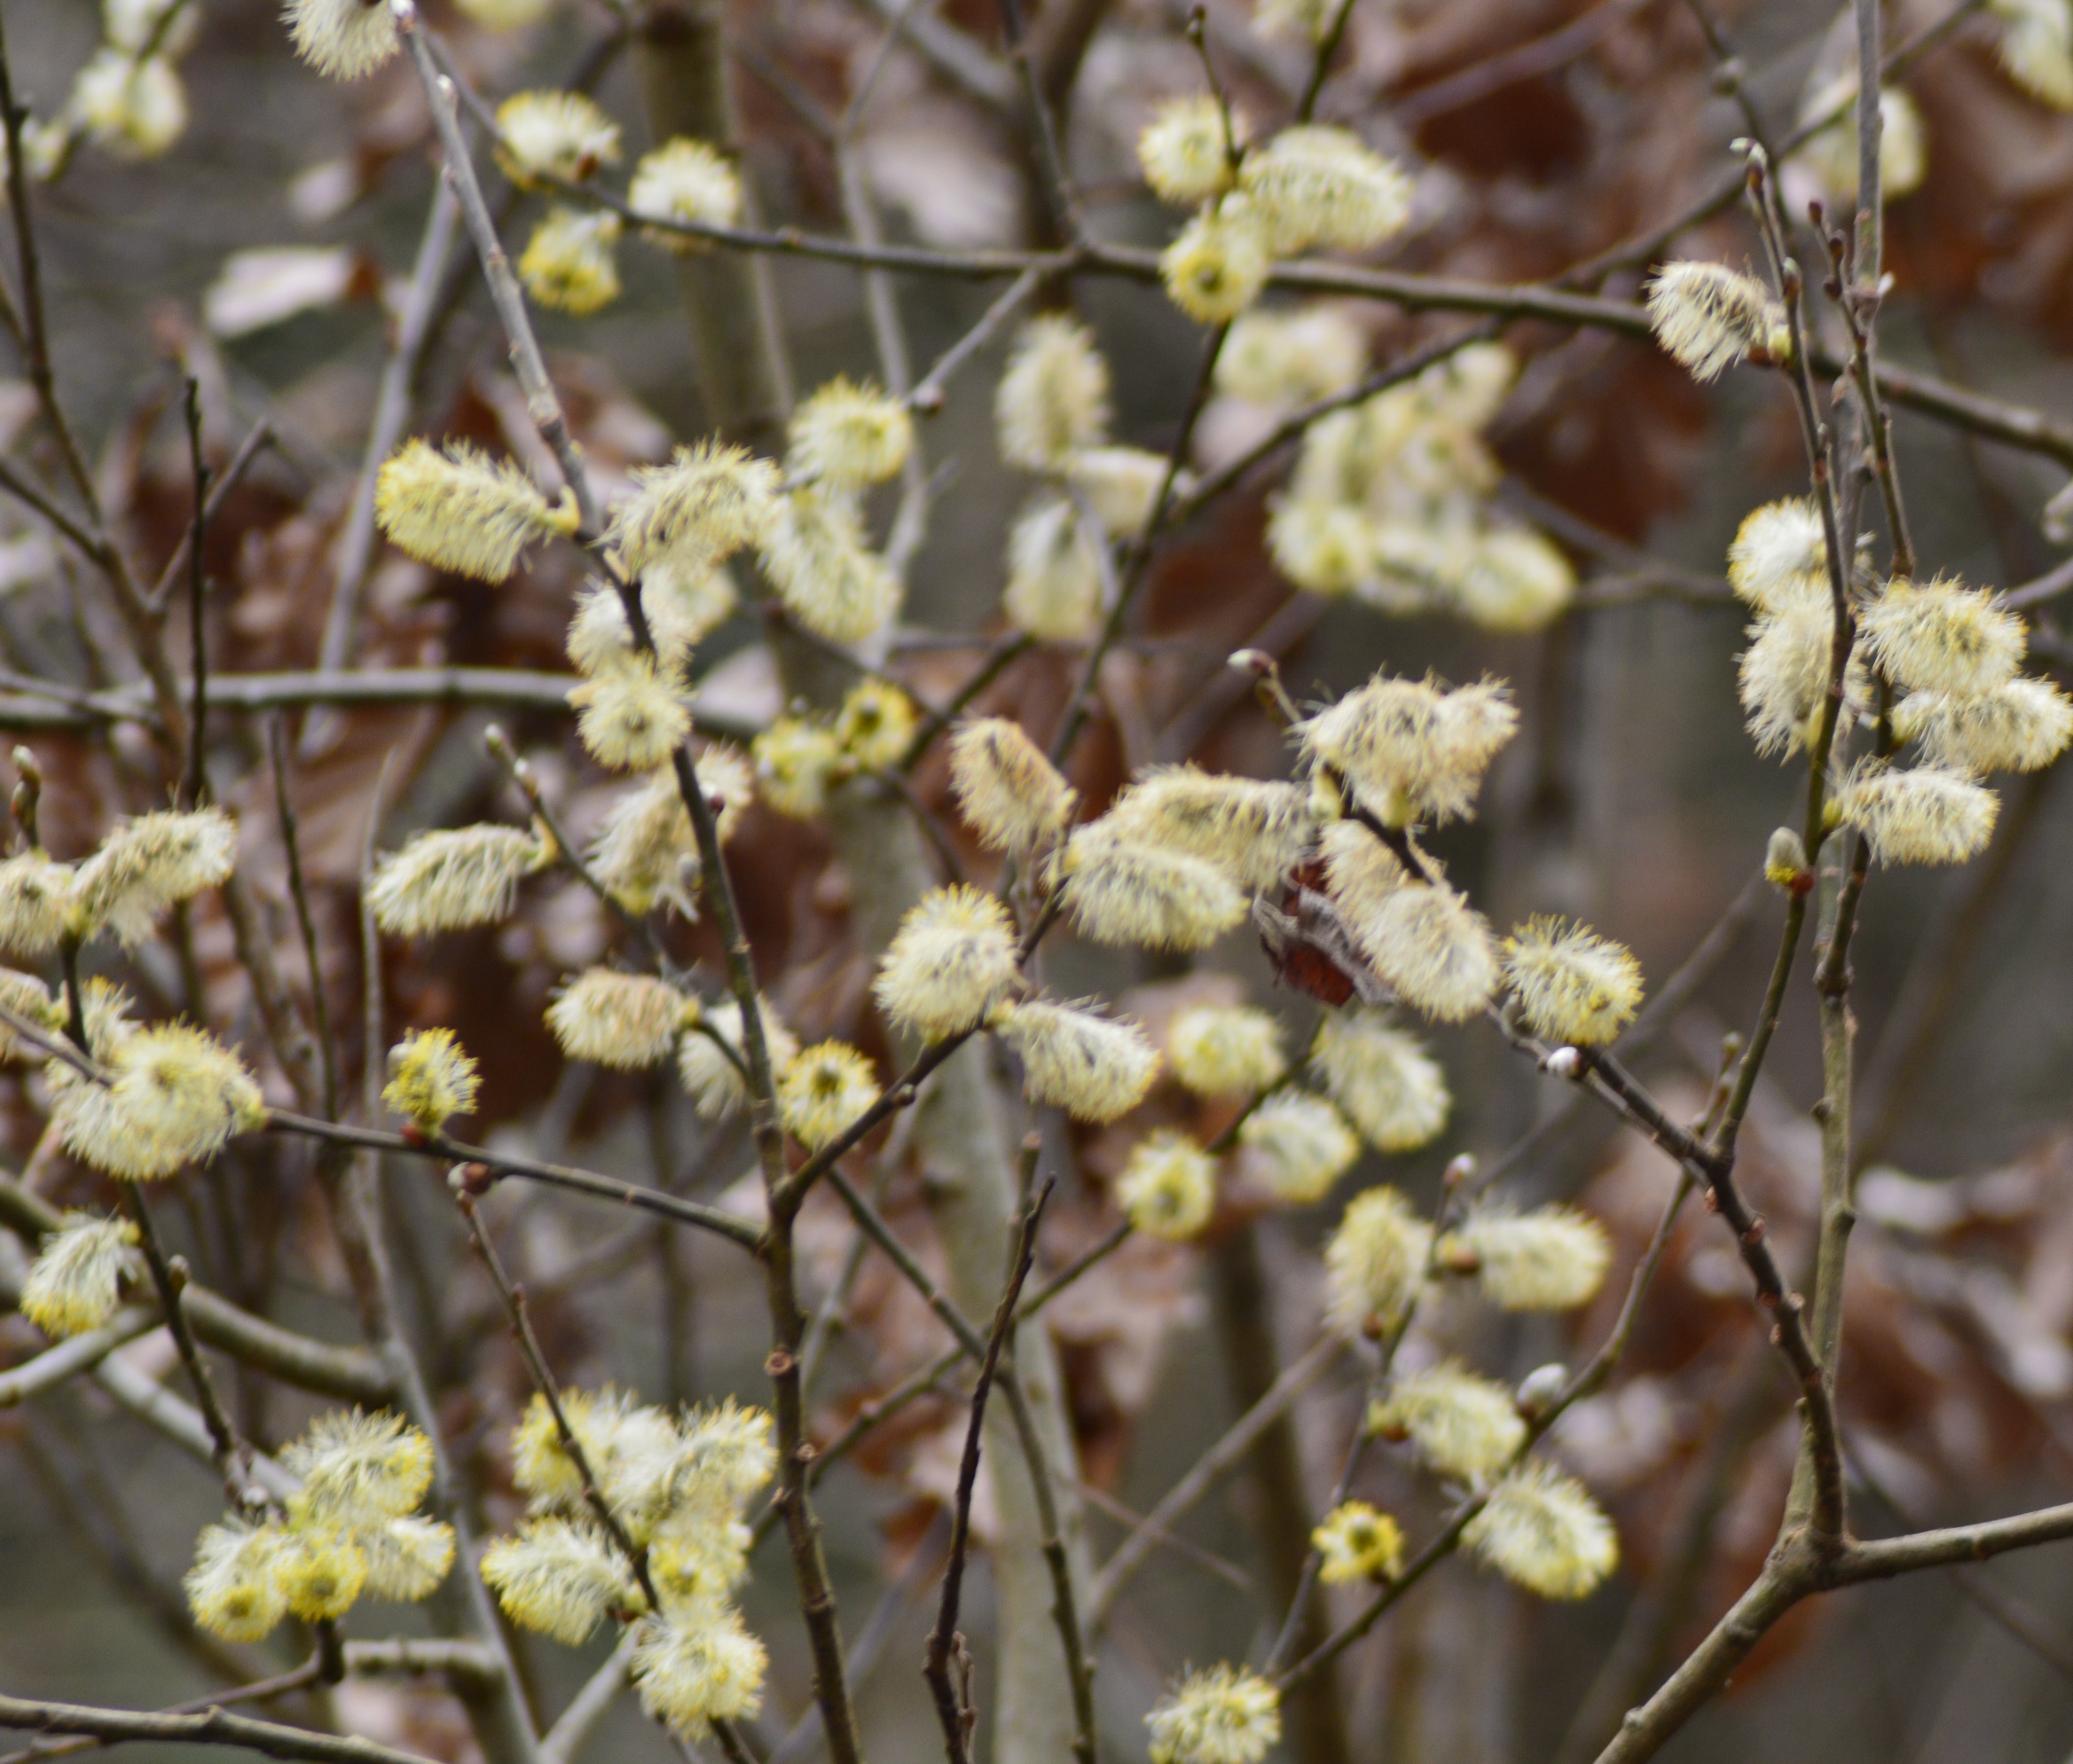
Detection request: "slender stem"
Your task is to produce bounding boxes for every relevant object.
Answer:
[456,1192,660,1610]
[924,1184,1049,1764]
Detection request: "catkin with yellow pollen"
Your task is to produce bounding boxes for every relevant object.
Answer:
[375,439,577,584]
[284,0,397,79]
[1056,825,1246,952]
[1501,916,1644,1047]
[990,998,1159,1122]
[1311,1007,1449,1152]
[1138,94,1244,206]
[1834,762,1999,866]
[52,1023,266,1180]
[1463,1461,1619,1599]
[787,377,914,490]
[495,90,620,184]
[1323,1184,1432,1336]
[71,807,238,948]
[546,969,692,1069]
[1115,1130,1219,1240]
[1145,1666,1280,1764]
[367,823,553,937]
[629,138,742,247]
[778,1042,880,1151]
[1368,1361,1526,1482]
[995,314,1111,472]
[874,885,1021,1041]
[19,1212,137,1337]
[947,717,1078,853]
[382,1029,480,1134]
[1645,260,1788,381]
[1237,1092,1359,1205]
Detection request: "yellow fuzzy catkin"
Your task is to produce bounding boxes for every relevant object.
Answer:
[519,208,622,314]
[74,51,186,159]
[1253,0,1339,42]
[1896,677,2073,774]
[376,439,576,583]
[1728,497,1830,609]
[19,1212,137,1337]
[632,1606,768,1739]
[832,678,920,772]
[990,998,1159,1123]
[874,885,1021,1041]
[1645,260,1787,382]
[1313,1501,1405,1585]
[0,966,56,1061]
[1270,510,1370,599]
[778,1041,880,1150]
[382,1029,480,1133]
[610,443,781,578]
[1103,766,1315,891]
[1323,1185,1433,1336]
[1218,307,1367,406]
[1138,94,1243,206]
[368,824,551,937]
[482,1517,640,1644]
[454,0,552,30]
[589,749,748,918]
[1369,1361,1525,1481]
[1834,763,1999,866]
[628,138,743,247]
[759,488,901,644]
[1300,674,1518,826]
[996,315,1111,472]
[1450,1204,1613,1312]
[1057,827,1247,952]
[566,563,737,677]
[1169,1004,1285,1097]
[569,655,692,772]
[1859,577,2026,697]
[495,90,620,185]
[107,0,200,59]
[1311,1008,1449,1152]
[1501,916,1644,1047]
[1991,0,2073,108]
[1066,446,1190,537]
[185,1523,288,1641]
[948,717,1079,854]
[1145,1666,1281,1764]
[1797,81,1927,200]
[684,994,804,1119]
[1463,1460,1619,1600]
[71,806,238,947]
[1004,496,1105,640]
[752,717,846,819]
[547,969,691,1069]
[285,0,397,79]
[1739,596,1840,757]
[1116,1130,1218,1240]
[358,1515,459,1602]
[53,1023,265,1180]
[0,851,75,955]
[1347,880,1498,1023]
[1454,529,1575,633]
[788,377,914,490]
[284,1411,436,1529]
[1239,125,1414,255]
[1237,1091,1359,1205]
[274,1540,373,1624]
[1161,198,1273,325]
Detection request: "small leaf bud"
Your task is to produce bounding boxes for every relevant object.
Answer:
[1516,1363,1569,1416]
